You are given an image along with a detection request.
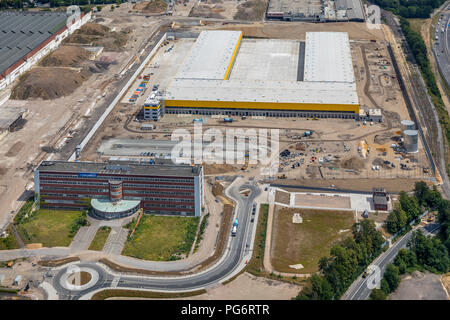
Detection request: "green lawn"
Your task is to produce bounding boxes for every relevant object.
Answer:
[0,226,21,250]
[16,209,87,247]
[272,207,355,274]
[88,226,111,251]
[122,215,199,261]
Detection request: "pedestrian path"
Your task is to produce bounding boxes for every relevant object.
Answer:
[70,224,100,251]
[102,226,128,255]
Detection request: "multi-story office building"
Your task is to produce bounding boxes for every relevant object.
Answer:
[34,160,204,219]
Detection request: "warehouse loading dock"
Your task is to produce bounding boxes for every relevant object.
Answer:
[148,30,362,120]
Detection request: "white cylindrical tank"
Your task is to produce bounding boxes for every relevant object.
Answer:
[401,120,415,131]
[403,130,418,153]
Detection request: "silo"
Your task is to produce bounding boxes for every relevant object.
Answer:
[401,120,415,131]
[403,130,418,153]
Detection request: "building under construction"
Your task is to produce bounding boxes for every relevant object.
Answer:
[145,31,366,120]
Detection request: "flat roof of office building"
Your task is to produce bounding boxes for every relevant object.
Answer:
[165,78,358,105]
[36,160,202,177]
[0,11,68,77]
[303,32,355,83]
[175,30,242,80]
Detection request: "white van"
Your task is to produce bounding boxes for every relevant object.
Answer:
[231,226,237,236]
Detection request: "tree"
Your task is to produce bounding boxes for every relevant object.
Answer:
[370,288,387,300]
[387,210,399,234]
[384,264,401,292]
[295,275,333,300]
[399,191,421,221]
[414,181,429,206]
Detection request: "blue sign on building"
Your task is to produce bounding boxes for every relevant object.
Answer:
[78,172,98,178]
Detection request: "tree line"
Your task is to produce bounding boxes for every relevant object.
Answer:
[372,0,445,19]
[386,181,442,234]
[371,182,450,299]
[295,219,385,300]
[296,181,449,300]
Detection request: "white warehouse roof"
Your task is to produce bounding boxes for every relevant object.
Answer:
[303,32,355,83]
[176,30,242,80]
[165,78,358,105]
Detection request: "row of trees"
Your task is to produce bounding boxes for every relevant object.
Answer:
[371,183,450,299]
[295,219,385,300]
[372,0,445,18]
[370,229,450,299]
[387,182,445,234]
[399,17,450,156]
[386,191,421,233]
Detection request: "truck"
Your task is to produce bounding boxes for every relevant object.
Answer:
[233,218,239,227]
[303,130,313,137]
[224,117,233,123]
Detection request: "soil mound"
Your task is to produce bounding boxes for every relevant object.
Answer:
[40,46,91,67]
[11,68,90,100]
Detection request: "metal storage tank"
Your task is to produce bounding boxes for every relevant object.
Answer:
[403,130,418,153]
[401,120,415,131]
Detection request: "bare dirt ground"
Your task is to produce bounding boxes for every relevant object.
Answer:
[274,190,290,205]
[294,193,351,209]
[211,21,386,40]
[188,0,238,20]
[233,0,267,21]
[390,271,448,300]
[109,272,301,300]
[0,5,164,231]
[441,273,450,299]
[133,0,168,14]
[272,178,431,193]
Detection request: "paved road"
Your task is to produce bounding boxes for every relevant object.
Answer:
[50,180,261,299]
[433,9,450,89]
[343,223,440,300]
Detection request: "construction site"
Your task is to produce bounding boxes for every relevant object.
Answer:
[78,22,433,186]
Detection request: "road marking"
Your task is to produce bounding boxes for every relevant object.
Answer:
[111,276,120,288]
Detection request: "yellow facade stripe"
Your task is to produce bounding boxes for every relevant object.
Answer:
[223,32,242,80]
[144,103,161,110]
[164,100,359,113]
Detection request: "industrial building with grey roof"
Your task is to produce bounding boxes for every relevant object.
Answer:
[0,11,68,78]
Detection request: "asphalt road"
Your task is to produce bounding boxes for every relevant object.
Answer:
[343,223,440,300]
[51,180,261,299]
[434,11,450,89]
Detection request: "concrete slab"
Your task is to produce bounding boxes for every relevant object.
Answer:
[230,39,301,82]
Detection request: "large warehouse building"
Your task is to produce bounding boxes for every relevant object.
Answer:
[0,11,90,91]
[34,160,205,219]
[146,31,361,120]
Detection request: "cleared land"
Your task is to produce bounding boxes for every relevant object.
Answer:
[133,0,168,13]
[64,22,130,51]
[389,271,448,300]
[88,226,112,251]
[271,207,355,273]
[15,209,85,247]
[233,0,268,21]
[122,215,199,261]
[294,193,351,209]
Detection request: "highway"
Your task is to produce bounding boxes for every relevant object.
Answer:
[343,223,440,300]
[51,180,261,300]
[433,8,450,90]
